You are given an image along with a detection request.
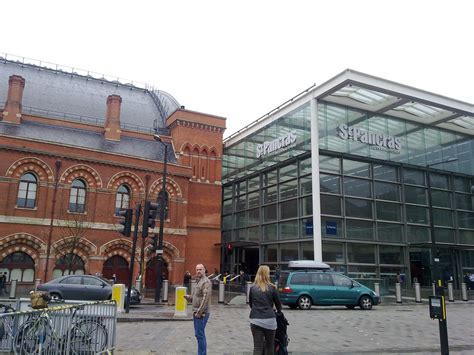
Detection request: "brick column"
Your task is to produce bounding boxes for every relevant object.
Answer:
[104,94,122,141]
[2,75,25,124]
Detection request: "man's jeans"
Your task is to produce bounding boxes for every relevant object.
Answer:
[193,313,210,355]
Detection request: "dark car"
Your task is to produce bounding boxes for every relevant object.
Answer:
[37,274,141,305]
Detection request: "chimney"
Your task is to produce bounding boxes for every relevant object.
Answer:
[2,75,26,124]
[104,94,122,141]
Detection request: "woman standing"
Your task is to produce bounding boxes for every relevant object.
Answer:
[249,265,282,355]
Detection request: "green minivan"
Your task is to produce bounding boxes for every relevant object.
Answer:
[278,262,379,310]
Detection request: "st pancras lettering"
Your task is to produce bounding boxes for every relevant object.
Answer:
[337,124,401,153]
[256,131,297,158]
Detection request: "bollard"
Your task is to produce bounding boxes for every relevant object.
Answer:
[414,282,421,303]
[162,280,169,302]
[447,282,454,302]
[374,282,380,296]
[432,282,436,296]
[9,280,17,299]
[34,279,41,290]
[112,284,126,312]
[395,282,402,303]
[461,283,468,301]
[218,281,225,303]
[246,281,252,304]
[174,286,187,317]
[135,278,142,293]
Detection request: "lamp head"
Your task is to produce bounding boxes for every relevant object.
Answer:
[153,134,162,142]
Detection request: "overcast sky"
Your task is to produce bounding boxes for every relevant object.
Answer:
[2,0,473,137]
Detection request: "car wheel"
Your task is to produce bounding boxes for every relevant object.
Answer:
[50,293,63,302]
[297,295,312,310]
[359,295,373,310]
[288,304,297,309]
[345,305,356,309]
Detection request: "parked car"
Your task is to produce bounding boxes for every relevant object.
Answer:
[278,269,379,310]
[37,274,141,305]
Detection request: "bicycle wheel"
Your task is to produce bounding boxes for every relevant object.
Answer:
[70,320,108,354]
[14,318,52,355]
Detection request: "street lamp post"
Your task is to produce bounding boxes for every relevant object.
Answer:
[427,157,458,287]
[153,134,168,303]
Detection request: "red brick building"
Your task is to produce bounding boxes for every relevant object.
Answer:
[0,56,225,292]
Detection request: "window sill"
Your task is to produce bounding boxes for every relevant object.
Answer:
[67,210,88,215]
[14,206,38,211]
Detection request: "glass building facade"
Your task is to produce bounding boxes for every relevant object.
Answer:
[222,70,474,288]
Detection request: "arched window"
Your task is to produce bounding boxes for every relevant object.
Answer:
[52,253,85,278]
[0,252,35,282]
[115,184,130,215]
[69,179,87,213]
[17,173,38,208]
[158,190,169,220]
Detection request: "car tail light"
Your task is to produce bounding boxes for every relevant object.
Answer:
[281,287,292,294]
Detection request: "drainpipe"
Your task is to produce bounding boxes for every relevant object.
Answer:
[43,159,62,281]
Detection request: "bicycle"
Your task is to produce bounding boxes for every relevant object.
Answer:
[0,303,17,345]
[14,300,108,355]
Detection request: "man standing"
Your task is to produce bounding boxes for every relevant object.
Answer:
[0,272,6,295]
[184,264,212,355]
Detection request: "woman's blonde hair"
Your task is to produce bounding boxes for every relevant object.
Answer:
[253,265,274,292]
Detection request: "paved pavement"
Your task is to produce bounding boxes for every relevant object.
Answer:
[115,295,474,354]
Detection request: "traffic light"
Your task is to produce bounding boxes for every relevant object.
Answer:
[226,243,233,255]
[149,235,158,251]
[117,208,133,237]
[142,201,158,238]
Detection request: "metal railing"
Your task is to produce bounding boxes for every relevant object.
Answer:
[0,300,117,354]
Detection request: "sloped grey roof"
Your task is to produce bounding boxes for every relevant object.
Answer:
[0,120,176,163]
[0,58,180,132]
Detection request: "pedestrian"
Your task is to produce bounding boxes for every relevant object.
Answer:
[396,272,402,284]
[213,268,219,276]
[184,264,212,355]
[249,265,282,355]
[0,273,6,295]
[183,270,192,290]
[111,273,117,284]
[274,266,280,283]
[240,270,248,293]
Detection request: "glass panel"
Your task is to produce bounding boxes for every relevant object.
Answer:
[223,185,233,199]
[300,176,312,195]
[236,180,246,195]
[248,208,260,226]
[248,191,260,208]
[263,170,278,186]
[300,196,313,216]
[280,199,298,220]
[434,228,455,243]
[433,209,453,227]
[320,155,340,174]
[377,223,403,242]
[279,220,299,240]
[405,186,427,205]
[406,206,429,224]
[376,202,401,222]
[429,173,449,190]
[279,164,298,182]
[263,204,277,223]
[456,193,473,211]
[343,159,370,178]
[263,186,277,204]
[321,217,343,238]
[299,157,312,176]
[344,177,372,198]
[22,173,37,182]
[320,195,341,216]
[248,227,260,241]
[345,198,372,219]
[280,243,299,261]
[301,218,313,238]
[262,224,277,241]
[236,228,247,241]
[301,242,314,260]
[279,179,298,200]
[235,194,247,211]
[235,211,247,228]
[347,243,375,263]
[222,215,233,231]
[320,174,341,194]
[379,245,404,264]
[458,211,474,229]
[375,182,400,201]
[454,177,471,192]
[407,225,431,243]
[373,164,398,182]
[459,230,474,245]
[263,245,278,262]
[248,176,260,191]
[322,241,344,263]
[346,220,374,240]
[404,169,425,186]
